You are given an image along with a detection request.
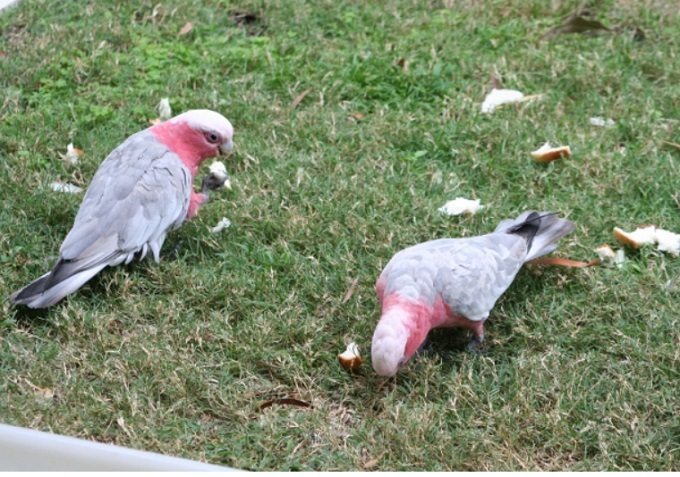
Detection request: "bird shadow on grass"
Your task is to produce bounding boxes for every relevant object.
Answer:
[10,264,140,328]
[414,265,591,371]
[10,304,53,328]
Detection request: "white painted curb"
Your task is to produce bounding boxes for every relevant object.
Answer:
[0,0,19,12]
[0,423,238,471]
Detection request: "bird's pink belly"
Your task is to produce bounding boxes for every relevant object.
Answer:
[433,299,485,335]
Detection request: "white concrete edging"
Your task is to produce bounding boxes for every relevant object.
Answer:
[0,423,238,471]
[0,0,20,13]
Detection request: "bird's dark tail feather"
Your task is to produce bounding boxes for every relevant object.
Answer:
[11,273,51,304]
[495,211,575,262]
[11,263,107,308]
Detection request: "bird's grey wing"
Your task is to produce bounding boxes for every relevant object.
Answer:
[380,239,464,304]
[381,235,528,320]
[436,234,528,320]
[50,131,191,284]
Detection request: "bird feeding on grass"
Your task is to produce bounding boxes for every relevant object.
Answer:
[12,110,234,308]
[371,211,575,377]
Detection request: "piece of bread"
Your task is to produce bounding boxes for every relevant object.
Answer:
[531,142,571,163]
[613,226,656,248]
[594,244,616,263]
[338,342,362,370]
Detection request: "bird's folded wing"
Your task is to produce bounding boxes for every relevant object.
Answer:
[56,132,191,277]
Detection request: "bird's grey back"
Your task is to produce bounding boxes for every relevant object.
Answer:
[380,233,528,321]
[59,130,192,265]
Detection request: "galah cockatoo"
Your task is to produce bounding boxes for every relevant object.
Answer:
[11,109,234,308]
[371,211,575,376]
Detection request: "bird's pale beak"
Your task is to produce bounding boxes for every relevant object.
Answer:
[219,139,234,156]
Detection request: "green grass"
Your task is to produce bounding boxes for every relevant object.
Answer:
[1,0,679,471]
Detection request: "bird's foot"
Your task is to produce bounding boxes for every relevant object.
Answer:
[166,239,185,261]
[467,334,486,354]
[202,172,229,194]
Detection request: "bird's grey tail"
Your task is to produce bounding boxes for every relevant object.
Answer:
[495,211,575,262]
[11,262,107,309]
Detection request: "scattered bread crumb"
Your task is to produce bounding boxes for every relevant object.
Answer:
[530,142,571,163]
[211,217,232,234]
[589,117,615,127]
[209,161,228,181]
[613,225,680,257]
[613,226,657,248]
[594,244,617,264]
[208,161,231,190]
[655,229,680,257]
[59,143,84,165]
[481,88,524,114]
[157,98,172,121]
[615,249,625,268]
[338,342,362,370]
[438,198,483,216]
[50,182,83,194]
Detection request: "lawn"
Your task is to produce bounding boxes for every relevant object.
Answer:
[1,0,678,471]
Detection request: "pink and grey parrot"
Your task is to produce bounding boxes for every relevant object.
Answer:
[11,109,234,308]
[371,211,575,376]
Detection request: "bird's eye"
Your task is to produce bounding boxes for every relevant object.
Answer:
[205,132,219,143]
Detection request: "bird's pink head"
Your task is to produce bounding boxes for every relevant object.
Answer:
[151,109,234,176]
[371,298,431,377]
[371,312,409,377]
